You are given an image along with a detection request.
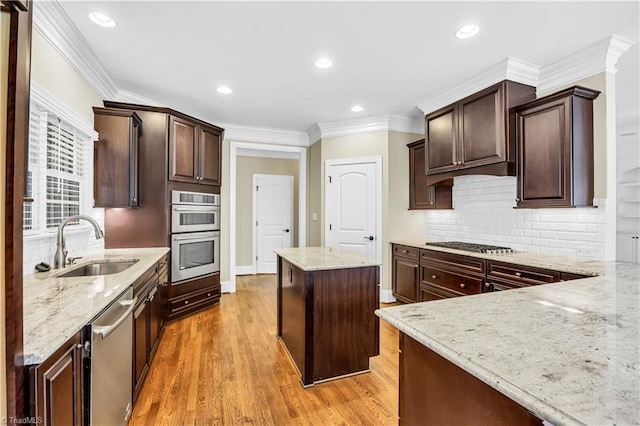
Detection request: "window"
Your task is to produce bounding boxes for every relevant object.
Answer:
[23,85,97,233]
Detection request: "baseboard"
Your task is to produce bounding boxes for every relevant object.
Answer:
[380,289,396,304]
[221,280,234,293]
[235,265,255,275]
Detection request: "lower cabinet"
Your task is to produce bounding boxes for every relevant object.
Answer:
[166,273,221,321]
[28,333,83,426]
[392,245,420,303]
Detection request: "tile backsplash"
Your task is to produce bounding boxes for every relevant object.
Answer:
[23,208,105,275]
[424,175,605,260]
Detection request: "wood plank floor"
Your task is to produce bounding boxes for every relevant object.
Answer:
[129,274,399,425]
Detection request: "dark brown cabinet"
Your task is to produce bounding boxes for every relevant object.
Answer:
[392,245,420,303]
[169,116,222,186]
[408,139,452,210]
[486,260,561,291]
[29,333,83,425]
[93,108,142,207]
[424,80,536,184]
[514,86,600,208]
[419,249,485,300]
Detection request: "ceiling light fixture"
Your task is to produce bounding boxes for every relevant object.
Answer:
[315,58,333,69]
[89,12,116,28]
[217,86,232,94]
[455,24,479,39]
[351,105,364,112]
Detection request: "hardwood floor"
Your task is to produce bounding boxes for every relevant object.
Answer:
[129,274,399,425]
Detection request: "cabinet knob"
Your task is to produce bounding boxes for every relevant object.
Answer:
[515,198,521,202]
[184,300,189,305]
[485,283,491,288]
[431,275,438,280]
[460,283,466,289]
[403,250,408,254]
[515,272,522,277]
[207,293,211,297]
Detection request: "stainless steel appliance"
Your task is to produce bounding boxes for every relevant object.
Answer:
[171,231,220,282]
[171,190,220,233]
[426,241,513,254]
[86,287,136,425]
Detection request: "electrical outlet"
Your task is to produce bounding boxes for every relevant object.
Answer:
[576,247,596,257]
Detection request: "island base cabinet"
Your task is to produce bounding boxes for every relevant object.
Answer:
[399,332,543,426]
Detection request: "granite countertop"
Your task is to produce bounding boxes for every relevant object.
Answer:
[23,247,169,365]
[392,239,603,276]
[376,260,640,425]
[273,246,380,271]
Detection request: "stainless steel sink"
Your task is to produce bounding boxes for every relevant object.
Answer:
[57,260,139,278]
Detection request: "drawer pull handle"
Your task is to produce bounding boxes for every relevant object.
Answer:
[460,283,466,289]
[515,272,522,277]
[184,301,189,305]
[431,275,438,280]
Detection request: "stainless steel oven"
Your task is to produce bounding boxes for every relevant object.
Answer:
[171,190,220,233]
[171,231,220,283]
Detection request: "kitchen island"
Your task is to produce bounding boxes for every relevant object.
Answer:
[376,260,640,425]
[274,247,380,387]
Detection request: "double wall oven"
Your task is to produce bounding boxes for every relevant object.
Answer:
[171,190,220,283]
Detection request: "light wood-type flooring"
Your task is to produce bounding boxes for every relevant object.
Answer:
[129,274,399,425]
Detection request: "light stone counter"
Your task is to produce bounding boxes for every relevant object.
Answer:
[376,260,640,425]
[393,239,603,276]
[273,246,380,271]
[23,247,169,365]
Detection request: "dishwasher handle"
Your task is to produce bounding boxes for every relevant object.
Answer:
[93,297,137,339]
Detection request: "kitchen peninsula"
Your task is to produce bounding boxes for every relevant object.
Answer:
[377,254,640,425]
[274,247,380,387]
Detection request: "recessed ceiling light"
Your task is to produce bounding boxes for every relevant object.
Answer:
[217,86,232,94]
[315,58,333,69]
[351,105,364,112]
[89,12,116,28]
[456,24,479,39]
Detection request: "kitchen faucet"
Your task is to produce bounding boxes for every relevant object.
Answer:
[53,215,105,269]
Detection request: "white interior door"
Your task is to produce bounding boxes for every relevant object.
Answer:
[254,174,294,273]
[325,159,380,260]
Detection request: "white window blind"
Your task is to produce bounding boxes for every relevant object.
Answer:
[23,101,93,233]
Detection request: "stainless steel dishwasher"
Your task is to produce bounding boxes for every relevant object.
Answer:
[85,287,136,425]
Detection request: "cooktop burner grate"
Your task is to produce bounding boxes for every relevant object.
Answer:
[426,241,513,254]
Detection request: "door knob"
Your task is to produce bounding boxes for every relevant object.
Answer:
[364,236,374,241]
[283,229,290,233]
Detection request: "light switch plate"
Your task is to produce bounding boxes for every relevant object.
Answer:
[312,212,318,221]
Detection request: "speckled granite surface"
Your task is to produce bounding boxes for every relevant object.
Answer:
[23,247,169,365]
[376,260,640,425]
[274,246,380,271]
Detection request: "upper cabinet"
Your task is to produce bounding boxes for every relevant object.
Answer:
[408,139,452,209]
[169,116,222,186]
[93,108,142,207]
[513,86,600,208]
[424,80,536,184]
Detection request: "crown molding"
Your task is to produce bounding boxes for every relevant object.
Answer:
[306,123,322,144]
[237,148,301,160]
[315,113,423,139]
[388,113,424,135]
[537,35,634,96]
[417,57,540,115]
[221,123,310,147]
[113,89,165,107]
[32,0,119,100]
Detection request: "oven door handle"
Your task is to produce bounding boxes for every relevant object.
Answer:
[173,206,218,212]
[173,233,218,241]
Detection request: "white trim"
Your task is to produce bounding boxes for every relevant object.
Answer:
[222,123,310,147]
[307,123,322,144]
[221,280,233,293]
[537,35,634,96]
[316,114,423,139]
[229,141,307,293]
[113,89,164,107]
[32,0,118,100]
[235,266,255,276]
[324,156,383,269]
[380,289,397,304]
[30,82,98,141]
[417,57,540,115]
[237,148,300,160]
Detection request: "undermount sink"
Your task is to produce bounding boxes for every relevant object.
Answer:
[57,260,139,278]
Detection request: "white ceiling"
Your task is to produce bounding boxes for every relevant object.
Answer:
[57,1,639,134]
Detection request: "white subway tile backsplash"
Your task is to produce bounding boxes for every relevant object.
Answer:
[425,175,604,260]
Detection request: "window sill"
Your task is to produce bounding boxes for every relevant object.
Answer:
[23,225,98,242]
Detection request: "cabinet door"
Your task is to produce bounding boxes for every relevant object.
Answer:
[30,333,83,426]
[198,126,222,186]
[516,97,572,207]
[425,104,458,174]
[409,141,433,208]
[169,116,198,183]
[149,283,162,358]
[133,300,149,398]
[458,83,506,169]
[393,256,419,303]
[129,119,140,207]
[617,234,639,263]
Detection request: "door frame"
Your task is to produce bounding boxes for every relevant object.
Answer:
[252,173,294,274]
[228,141,307,293]
[324,156,382,265]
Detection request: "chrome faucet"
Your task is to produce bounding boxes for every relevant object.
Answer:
[53,215,105,269]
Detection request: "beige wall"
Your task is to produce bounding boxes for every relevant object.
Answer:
[220,140,231,282]
[307,140,322,246]
[1,7,9,420]
[236,157,299,266]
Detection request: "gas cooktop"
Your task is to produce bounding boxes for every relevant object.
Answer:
[426,241,513,254]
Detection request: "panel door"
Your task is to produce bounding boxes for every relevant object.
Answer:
[326,161,377,259]
[256,174,294,273]
[425,104,458,174]
[133,301,149,397]
[393,256,418,302]
[409,141,435,209]
[198,126,222,186]
[169,116,198,183]
[40,338,82,425]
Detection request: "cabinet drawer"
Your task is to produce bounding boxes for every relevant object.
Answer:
[421,266,483,296]
[421,249,486,276]
[487,261,560,285]
[169,285,220,317]
[418,283,459,302]
[393,244,420,260]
